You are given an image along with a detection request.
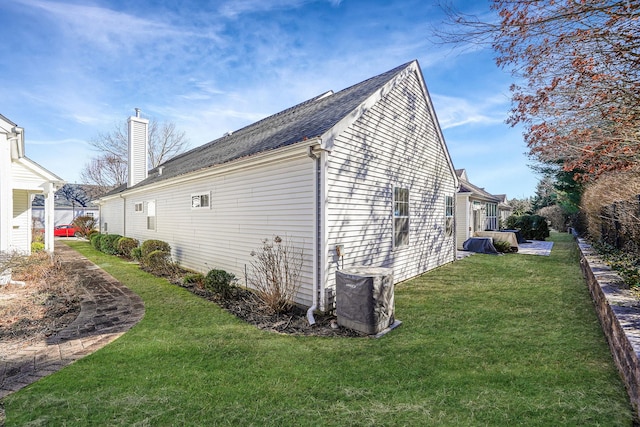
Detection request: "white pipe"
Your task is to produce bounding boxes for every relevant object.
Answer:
[306,145,321,325]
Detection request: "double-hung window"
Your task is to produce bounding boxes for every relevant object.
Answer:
[393,187,410,248]
[147,200,156,230]
[485,203,498,231]
[445,195,454,236]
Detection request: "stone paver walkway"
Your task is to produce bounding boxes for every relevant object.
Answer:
[0,242,145,399]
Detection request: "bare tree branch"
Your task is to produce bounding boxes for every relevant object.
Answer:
[81,117,190,188]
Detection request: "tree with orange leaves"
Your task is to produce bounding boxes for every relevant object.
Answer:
[439,0,640,180]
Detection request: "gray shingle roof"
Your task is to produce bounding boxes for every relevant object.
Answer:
[120,61,414,192]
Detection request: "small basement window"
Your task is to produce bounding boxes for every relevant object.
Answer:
[191,193,210,209]
[393,187,409,248]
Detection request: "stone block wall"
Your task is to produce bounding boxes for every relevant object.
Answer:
[577,237,640,419]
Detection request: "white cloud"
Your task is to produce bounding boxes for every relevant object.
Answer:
[432,94,506,129]
[14,0,222,52]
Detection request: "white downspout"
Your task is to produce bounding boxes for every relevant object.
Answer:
[306,144,322,325]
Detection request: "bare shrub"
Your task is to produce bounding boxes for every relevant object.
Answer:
[1,252,81,342]
[247,236,304,314]
[72,215,98,238]
[581,167,640,242]
[537,205,566,232]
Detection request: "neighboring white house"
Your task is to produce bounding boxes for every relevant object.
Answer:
[495,194,513,225]
[32,184,101,228]
[1,114,64,254]
[97,60,459,312]
[455,169,511,249]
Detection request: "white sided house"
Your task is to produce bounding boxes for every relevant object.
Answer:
[98,61,458,312]
[0,114,64,255]
[455,169,505,249]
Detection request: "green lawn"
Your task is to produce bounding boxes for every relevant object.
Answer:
[3,233,634,426]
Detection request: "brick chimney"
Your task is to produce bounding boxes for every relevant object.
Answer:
[127,108,149,188]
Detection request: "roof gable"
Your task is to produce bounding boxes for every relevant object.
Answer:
[121,61,417,191]
[456,171,500,203]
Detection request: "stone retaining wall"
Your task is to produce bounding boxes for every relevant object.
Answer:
[577,237,640,419]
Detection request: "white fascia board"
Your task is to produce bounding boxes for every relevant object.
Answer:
[105,138,321,199]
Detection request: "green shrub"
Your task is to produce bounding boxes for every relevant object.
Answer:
[31,242,45,253]
[131,247,142,261]
[183,273,205,288]
[100,234,122,255]
[141,240,171,258]
[142,249,172,275]
[505,214,550,241]
[117,237,139,258]
[204,269,237,300]
[493,240,513,253]
[90,233,103,250]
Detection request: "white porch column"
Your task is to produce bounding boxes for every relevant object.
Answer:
[44,182,55,253]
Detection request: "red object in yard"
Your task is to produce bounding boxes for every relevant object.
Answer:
[53,224,81,237]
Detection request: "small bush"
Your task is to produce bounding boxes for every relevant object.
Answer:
[131,247,142,261]
[183,273,205,288]
[141,240,171,258]
[100,234,122,255]
[90,233,103,250]
[117,237,139,258]
[141,249,172,275]
[204,269,237,300]
[493,240,513,253]
[505,215,550,241]
[31,242,45,253]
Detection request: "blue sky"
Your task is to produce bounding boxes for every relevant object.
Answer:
[1,0,538,198]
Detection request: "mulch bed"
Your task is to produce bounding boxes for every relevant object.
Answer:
[176,280,366,337]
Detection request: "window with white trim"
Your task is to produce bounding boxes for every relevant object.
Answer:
[485,203,498,230]
[191,193,210,209]
[445,195,454,237]
[147,200,156,230]
[134,202,143,212]
[393,187,410,248]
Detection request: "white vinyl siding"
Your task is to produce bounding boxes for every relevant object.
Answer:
[326,70,456,292]
[120,152,316,306]
[455,194,471,249]
[99,197,125,235]
[11,190,30,252]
